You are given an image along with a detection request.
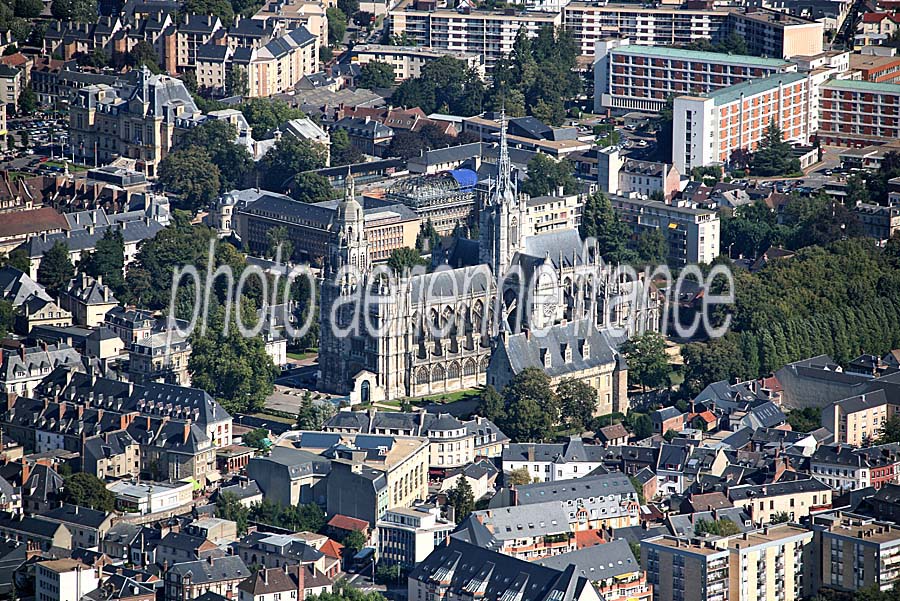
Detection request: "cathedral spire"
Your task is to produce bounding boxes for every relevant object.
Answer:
[345,167,355,201]
[498,110,510,194]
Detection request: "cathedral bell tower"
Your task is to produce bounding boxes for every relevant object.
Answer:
[479,112,524,276]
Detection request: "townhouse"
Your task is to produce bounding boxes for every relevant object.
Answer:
[164,556,249,601]
[0,343,82,397]
[672,72,814,174]
[728,478,832,524]
[594,41,797,113]
[502,437,608,483]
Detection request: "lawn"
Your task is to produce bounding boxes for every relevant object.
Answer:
[287,351,316,361]
[415,388,481,404]
[248,411,296,424]
[45,160,88,171]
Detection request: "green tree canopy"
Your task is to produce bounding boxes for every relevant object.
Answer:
[288,172,335,204]
[217,491,250,534]
[177,120,253,192]
[189,304,278,414]
[556,379,597,430]
[226,65,249,97]
[342,529,367,554]
[261,136,328,192]
[181,0,232,24]
[447,476,475,523]
[330,129,363,166]
[1,249,30,273]
[392,56,484,116]
[387,247,426,274]
[159,147,221,213]
[694,518,741,536]
[521,154,578,197]
[497,368,559,442]
[506,467,533,486]
[50,0,97,22]
[79,227,125,295]
[579,191,634,263]
[749,121,801,177]
[0,300,13,339]
[238,98,306,138]
[621,332,670,391]
[357,61,395,89]
[326,6,347,45]
[60,473,115,511]
[17,85,37,115]
[37,241,74,297]
[243,428,270,450]
[126,40,161,73]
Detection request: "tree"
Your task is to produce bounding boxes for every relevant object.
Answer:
[177,120,252,192]
[262,136,328,191]
[159,147,221,213]
[386,130,426,160]
[556,379,597,430]
[521,154,578,197]
[506,467,533,486]
[877,415,900,444]
[786,407,821,433]
[694,518,741,537]
[126,40,161,73]
[634,229,667,266]
[477,385,504,422]
[498,368,559,442]
[771,512,791,524]
[289,172,335,204]
[189,304,278,414]
[1,248,30,273]
[15,0,44,18]
[580,191,632,263]
[447,477,475,523]
[749,121,800,177]
[392,56,484,116]
[357,61,395,89]
[37,241,74,297]
[327,7,347,45]
[217,491,250,534]
[225,65,249,97]
[17,85,37,115]
[296,392,335,430]
[79,227,125,295]
[387,247,426,274]
[654,96,674,163]
[181,70,198,93]
[182,0,233,24]
[330,129,362,166]
[265,226,294,261]
[620,332,670,391]
[0,300,13,339]
[237,98,306,139]
[630,541,642,567]
[243,428,270,450]
[625,413,654,440]
[375,564,401,585]
[60,473,115,511]
[51,0,97,22]
[337,0,358,16]
[342,529,367,554]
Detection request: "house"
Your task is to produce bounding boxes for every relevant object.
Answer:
[0,266,72,335]
[237,564,332,601]
[0,513,73,551]
[107,480,193,515]
[0,342,82,397]
[246,447,329,507]
[0,65,21,110]
[185,518,238,545]
[656,443,691,496]
[41,503,115,551]
[216,480,263,507]
[408,538,603,601]
[651,407,684,436]
[164,556,249,601]
[502,437,608,483]
[331,116,393,156]
[58,274,119,328]
[823,390,896,446]
[156,531,220,567]
[231,531,340,577]
[488,320,629,417]
[21,463,63,513]
[727,477,832,524]
[595,423,629,446]
[326,514,369,543]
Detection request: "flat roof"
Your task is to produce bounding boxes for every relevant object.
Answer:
[703,72,809,106]
[822,78,900,95]
[825,519,900,545]
[612,44,793,68]
[643,536,727,556]
[727,525,812,549]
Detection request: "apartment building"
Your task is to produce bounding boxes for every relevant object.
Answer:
[594,41,797,113]
[376,505,455,569]
[346,45,484,82]
[536,539,651,601]
[610,196,719,266]
[175,15,224,71]
[643,524,814,601]
[823,390,896,446]
[850,54,900,84]
[563,4,821,60]
[813,513,900,593]
[502,437,607,482]
[252,0,328,47]
[728,478,832,524]
[387,0,562,70]
[323,410,508,470]
[818,79,900,147]
[672,72,813,174]
[69,67,203,177]
[36,559,99,601]
[853,202,900,243]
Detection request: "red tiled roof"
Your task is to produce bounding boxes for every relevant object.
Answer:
[319,538,344,559]
[0,53,29,68]
[0,207,69,240]
[327,514,368,532]
[862,11,900,22]
[574,529,605,549]
[695,411,717,424]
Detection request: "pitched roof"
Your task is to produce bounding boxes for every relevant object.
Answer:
[168,556,248,584]
[327,514,369,532]
[497,319,621,379]
[535,538,638,580]
[0,207,69,240]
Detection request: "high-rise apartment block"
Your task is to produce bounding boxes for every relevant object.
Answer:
[818,79,900,148]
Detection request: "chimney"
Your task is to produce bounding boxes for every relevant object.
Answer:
[207,555,214,565]
[5,392,17,412]
[19,457,29,485]
[509,486,518,506]
[183,421,191,444]
[527,447,535,462]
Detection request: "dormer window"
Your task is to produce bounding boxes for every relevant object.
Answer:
[561,343,572,363]
[541,348,551,368]
[581,339,590,358]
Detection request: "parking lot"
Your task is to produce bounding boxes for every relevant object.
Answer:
[2,114,72,176]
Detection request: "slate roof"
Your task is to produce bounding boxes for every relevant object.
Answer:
[502,437,606,464]
[511,473,636,506]
[0,343,82,382]
[168,555,248,584]
[62,274,118,306]
[411,537,591,601]
[42,504,111,529]
[652,407,682,424]
[667,507,753,538]
[833,390,888,413]
[0,514,67,539]
[496,319,622,379]
[727,477,830,501]
[23,464,63,504]
[409,265,491,299]
[0,266,51,307]
[217,480,262,501]
[20,222,164,259]
[535,538,638,580]
[84,573,155,601]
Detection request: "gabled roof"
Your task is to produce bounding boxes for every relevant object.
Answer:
[42,503,111,529]
[168,555,248,584]
[535,538,638,580]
